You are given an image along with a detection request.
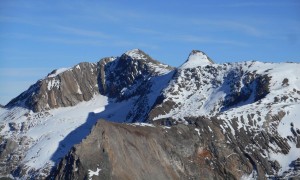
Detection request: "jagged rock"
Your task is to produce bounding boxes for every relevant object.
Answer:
[6,62,100,112]
[50,120,251,179]
[5,49,173,112]
[1,49,300,179]
[0,138,18,175]
[51,116,299,179]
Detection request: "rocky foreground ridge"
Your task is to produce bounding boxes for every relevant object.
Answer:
[0,49,300,179]
[50,119,300,180]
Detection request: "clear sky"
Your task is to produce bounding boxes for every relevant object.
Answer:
[0,0,299,105]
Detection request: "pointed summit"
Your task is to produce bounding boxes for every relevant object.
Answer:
[123,48,149,60]
[180,50,214,69]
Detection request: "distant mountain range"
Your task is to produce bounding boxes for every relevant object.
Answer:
[0,49,299,179]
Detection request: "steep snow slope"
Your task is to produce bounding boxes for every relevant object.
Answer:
[0,95,108,177]
[180,50,214,69]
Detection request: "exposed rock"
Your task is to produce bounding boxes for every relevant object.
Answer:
[5,49,173,112]
[1,50,300,179]
[0,138,18,175]
[6,62,100,112]
[51,116,299,179]
[50,120,248,179]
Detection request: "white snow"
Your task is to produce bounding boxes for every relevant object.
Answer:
[154,61,300,128]
[241,170,257,180]
[47,79,60,90]
[269,103,300,174]
[130,123,155,127]
[195,128,200,136]
[48,67,70,78]
[88,168,101,180]
[277,104,300,138]
[77,83,82,94]
[125,49,146,60]
[0,95,108,170]
[269,141,299,174]
[1,58,300,178]
[180,51,212,69]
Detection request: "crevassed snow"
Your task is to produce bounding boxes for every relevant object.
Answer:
[47,67,70,78]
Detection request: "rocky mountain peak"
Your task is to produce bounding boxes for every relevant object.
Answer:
[47,67,70,78]
[123,48,149,60]
[180,50,214,69]
[2,50,300,179]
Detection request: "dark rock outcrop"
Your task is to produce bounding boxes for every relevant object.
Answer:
[50,120,244,179]
[6,62,100,112]
[5,49,173,112]
[51,115,300,179]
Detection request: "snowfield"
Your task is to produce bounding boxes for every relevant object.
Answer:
[0,95,108,172]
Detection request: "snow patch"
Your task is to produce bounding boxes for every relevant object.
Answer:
[88,168,101,180]
[269,142,299,174]
[241,170,257,180]
[77,83,82,94]
[131,123,155,127]
[47,79,60,90]
[180,51,213,69]
[195,128,200,136]
[1,95,108,170]
[48,67,70,78]
[125,49,146,60]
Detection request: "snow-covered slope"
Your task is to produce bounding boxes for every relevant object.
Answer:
[0,95,107,177]
[151,61,300,121]
[149,60,300,178]
[0,49,299,179]
[180,50,214,69]
[0,49,174,178]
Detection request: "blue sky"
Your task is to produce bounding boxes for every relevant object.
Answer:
[0,0,299,105]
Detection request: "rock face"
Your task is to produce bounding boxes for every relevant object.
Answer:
[1,49,300,179]
[5,62,100,112]
[50,120,244,180]
[98,49,173,99]
[5,49,173,112]
[50,115,300,180]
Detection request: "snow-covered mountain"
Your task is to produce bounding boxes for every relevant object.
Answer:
[0,49,299,179]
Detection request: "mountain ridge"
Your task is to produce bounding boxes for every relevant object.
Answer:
[0,49,300,179]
